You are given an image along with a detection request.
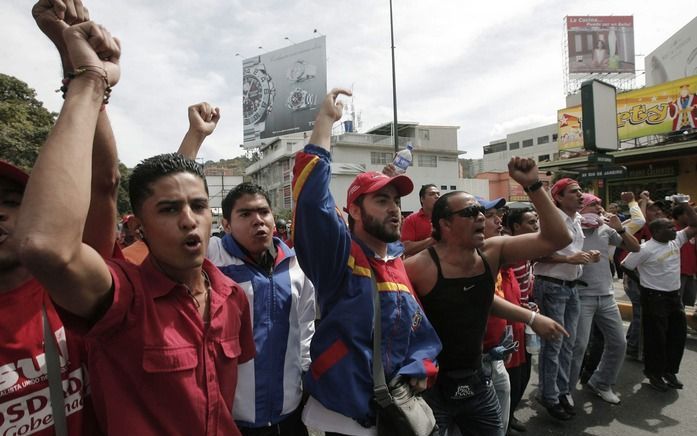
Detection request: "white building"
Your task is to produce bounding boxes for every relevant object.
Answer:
[245,123,488,215]
[482,123,559,172]
[205,173,243,229]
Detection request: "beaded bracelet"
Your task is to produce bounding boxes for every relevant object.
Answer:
[56,65,112,106]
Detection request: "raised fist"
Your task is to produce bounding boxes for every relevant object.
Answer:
[507,157,539,189]
[63,21,120,87]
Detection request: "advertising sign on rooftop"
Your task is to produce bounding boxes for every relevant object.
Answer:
[558,75,697,150]
[242,36,327,147]
[566,16,635,74]
[645,17,697,86]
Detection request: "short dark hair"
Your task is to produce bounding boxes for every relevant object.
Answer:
[222,182,271,220]
[418,184,438,205]
[129,153,207,215]
[649,217,671,235]
[671,203,690,220]
[347,195,365,232]
[431,192,460,241]
[505,207,536,233]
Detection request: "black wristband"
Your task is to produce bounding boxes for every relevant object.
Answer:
[617,227,626,235]
[524,180,543,193]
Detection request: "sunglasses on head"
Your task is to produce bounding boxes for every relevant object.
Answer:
[449,204,486,218]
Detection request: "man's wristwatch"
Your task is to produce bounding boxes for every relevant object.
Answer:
[617,227,627,235]
[243,56,276,142]
[524,180,544,193]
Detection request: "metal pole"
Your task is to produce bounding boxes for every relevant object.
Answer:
[389,0,398,154]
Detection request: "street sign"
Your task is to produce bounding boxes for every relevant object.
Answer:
[579,166,627,179]
[588,153,614,164]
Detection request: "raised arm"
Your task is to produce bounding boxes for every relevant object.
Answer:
[620,191,645,235]
[494,157,572,265]
[308,87,351,150]
[33,0,120,257]
[606,213,640,252]
[16,21,120,318]
[681,199,697,240]
[177,102,221,159]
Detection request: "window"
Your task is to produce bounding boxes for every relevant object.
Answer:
[370,152,392,165]
[522,139,533,148]
[509,142,519,150]
[538,154,550,162]
[418,154,437,167]
[440,185,447,190]
[483,142,507,154]
[420,129,430,140]
[450,185,456,190]
[537,135,549,144]
[552,133,558,141]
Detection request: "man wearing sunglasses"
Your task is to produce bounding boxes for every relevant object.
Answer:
[405,158,571,436]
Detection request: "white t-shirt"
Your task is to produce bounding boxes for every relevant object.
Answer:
[622,229,689,291]
[534,208,584,281]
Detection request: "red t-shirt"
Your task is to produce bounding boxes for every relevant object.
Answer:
[0,279,98,436]
[677,223,697,275]
[401,209,432,242]
[86,258,255,436]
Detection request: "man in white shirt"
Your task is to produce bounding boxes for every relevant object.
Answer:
[622,199,697,392]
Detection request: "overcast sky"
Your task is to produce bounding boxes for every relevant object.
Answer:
[2,0,695,167]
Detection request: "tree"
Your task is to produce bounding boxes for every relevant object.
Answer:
[0,74,56,170]
[117,162,132,216]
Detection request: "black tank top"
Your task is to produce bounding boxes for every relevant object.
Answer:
[420,247,495,372]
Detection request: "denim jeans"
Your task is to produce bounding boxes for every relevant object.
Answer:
[423,373,504,436]
[624,276,642,354]
[534,279,580,404]
[485,359,510,432]
[569,295,626,390]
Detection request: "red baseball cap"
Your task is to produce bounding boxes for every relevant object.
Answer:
[345,171,413,211]
[0,160,29,188]
[551,177,579,200]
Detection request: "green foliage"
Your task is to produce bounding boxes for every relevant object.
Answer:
[274,208,292,223]
[0,74,56,171]
[117,162,132,216]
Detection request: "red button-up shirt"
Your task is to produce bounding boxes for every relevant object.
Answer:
[401,208,432,242]
[86,257,255,436]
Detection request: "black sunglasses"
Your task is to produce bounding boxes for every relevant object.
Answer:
[448,204,486,218]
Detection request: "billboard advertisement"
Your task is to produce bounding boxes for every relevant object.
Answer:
[566,16,635,74]
[645,17,697,86]
[243,36,326,146]
[558,75,697,150]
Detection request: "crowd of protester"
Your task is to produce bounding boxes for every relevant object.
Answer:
[2,2,697,435]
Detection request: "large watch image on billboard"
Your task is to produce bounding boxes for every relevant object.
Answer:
[242,36,327,146]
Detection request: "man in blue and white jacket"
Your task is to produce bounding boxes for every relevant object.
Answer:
[208,183,316,436]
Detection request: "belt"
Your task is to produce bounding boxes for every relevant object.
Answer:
[536,275,587,288]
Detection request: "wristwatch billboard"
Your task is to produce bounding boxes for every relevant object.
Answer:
[286,60,317,82]
[243,56,276,141]
[286,87,318,111]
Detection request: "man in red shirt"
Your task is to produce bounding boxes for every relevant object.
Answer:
[401,184,440,256]
[673,203,697,308]
[15,20,254,436]
[1,2,120,434]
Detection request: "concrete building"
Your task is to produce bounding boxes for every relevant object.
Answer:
[245,122,488,215]
[482,123,559,172]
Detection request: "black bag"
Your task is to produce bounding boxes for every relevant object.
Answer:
[370,272,436,436]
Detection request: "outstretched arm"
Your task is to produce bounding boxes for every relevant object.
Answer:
[177,102,221,159]
[308,87,351,151]
[490,295,568,341]
[17,21,121,318]
[33,0,119,257]
[494,158,572,265]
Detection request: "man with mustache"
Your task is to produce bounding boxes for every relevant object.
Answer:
[292,88,441,435]
[405,160,570,435]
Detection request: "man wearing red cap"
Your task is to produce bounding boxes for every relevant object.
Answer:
[533,178,599,420]
[292,89,441,435]
[568,193,640,405]
[0,2,120,434]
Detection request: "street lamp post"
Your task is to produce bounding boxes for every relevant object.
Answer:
[389,0,398,154]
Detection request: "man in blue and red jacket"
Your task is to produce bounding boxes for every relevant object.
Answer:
[292,88,441,434]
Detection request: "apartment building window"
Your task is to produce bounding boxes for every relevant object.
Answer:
[537,135,549,144]
[440,185,447,190]
[484,142,507,154]
[522,139,533,147]
[509,142,519,150]
[418,154,437,167]
[371,152,392,165]
[538,154,550,162]
[552,133,558,141]
[450,185,456,190]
